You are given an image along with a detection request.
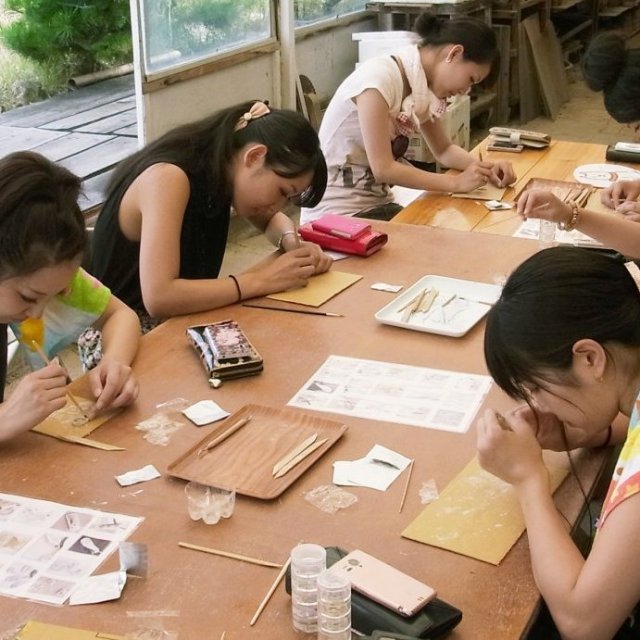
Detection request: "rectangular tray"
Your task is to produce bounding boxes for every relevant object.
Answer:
[375,275,502,338]
[167,404,347,500]
[513,177,588,203]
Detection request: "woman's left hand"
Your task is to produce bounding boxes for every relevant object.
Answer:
[476,408,546,486]
[488,160,516,188]
[89,357,139,412]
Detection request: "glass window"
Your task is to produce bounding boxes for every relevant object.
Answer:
[294,0,368,27]
[140,0,272,75]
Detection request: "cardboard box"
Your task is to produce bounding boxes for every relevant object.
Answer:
[404,95,470,163]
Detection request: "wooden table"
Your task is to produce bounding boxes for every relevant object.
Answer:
[0,223,610,639]
[393,139,615,234]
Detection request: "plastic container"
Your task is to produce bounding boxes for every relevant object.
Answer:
[317,569,351,640]
[291,543,327,634]
[352,31,419,63]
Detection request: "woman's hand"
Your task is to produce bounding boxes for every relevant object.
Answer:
[601,179,640,212]
[516,188,570,223]
[261,247,319,293]
[488,160,516,188]
[450,162,488,193]
[0,362,67,441]
[476,408,547,486]
[299,240,332,275]
[89,356,139,412]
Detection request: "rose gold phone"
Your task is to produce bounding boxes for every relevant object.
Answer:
[328,549,436,617]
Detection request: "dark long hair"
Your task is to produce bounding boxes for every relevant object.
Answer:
[484,246,640,400]
[108,101,327,207]
[582,32,640,123]
[414,12,500,87]
[0,151,87,280]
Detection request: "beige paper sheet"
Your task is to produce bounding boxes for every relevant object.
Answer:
[18,620,124,640]
[452,183,507,201]
[267,271,363,307]
[33,396,121,442]
[402,455,569,565]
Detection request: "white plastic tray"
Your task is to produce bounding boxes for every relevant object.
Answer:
[375,275,502,337]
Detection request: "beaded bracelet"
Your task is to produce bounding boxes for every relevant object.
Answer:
[558,200,580,231]
[229,274,242,303]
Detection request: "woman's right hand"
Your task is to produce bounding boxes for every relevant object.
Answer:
[0,361,67,441]
[450,162,488,193]
[601,179,640,211]
[261,247,318,293]
[516,188,570,223]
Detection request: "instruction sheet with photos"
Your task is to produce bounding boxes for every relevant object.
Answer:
[0,492,142,605]
[288,355,492,433]
[513,218,602,247]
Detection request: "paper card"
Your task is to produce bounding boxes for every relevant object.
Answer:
[33,396,121,440]
[451,183,507,201]
[267,271,363,307]
[401,455,569,565]
[115,464,161,487]
[17,620,125,640]
[182,400,230,426]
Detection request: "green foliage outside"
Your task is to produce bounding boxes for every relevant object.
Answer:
[2,0,132,76]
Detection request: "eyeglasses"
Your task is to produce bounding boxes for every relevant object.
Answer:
[391,134,409,160]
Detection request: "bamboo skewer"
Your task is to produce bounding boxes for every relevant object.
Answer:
[250,557,292,626]
[399,459,414,513]
[178,541,282,568]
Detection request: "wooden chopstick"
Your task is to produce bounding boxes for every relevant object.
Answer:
[198,415,252,457]
[30,341,89,420]
[250,557,291,626]
[178,541,282,568]
[272,433,317,476]
[273,438,328,479]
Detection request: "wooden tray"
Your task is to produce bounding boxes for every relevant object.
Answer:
[514,177,591,205]
[167,404,347,499]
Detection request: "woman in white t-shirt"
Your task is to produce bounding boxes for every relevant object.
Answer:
[302,11,516,223]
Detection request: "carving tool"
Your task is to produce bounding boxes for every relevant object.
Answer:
[198,415,252,457]
[29,340,89,421]
[273,438,328,479]
[242,303,343,317]
[495,412,513,432]
[178,541,282,568]
[272,433,317,476]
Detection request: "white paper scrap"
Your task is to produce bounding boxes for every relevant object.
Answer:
[182,400,230,426]
[485,199,512,211]
[333,445,411,491]
[116,464,161,487]
[371,282,403,293]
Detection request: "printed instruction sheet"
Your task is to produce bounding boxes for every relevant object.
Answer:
[288,355,492,433]
[0,492,142,605]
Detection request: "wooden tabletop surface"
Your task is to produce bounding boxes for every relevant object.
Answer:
[0,222,611,640]
[393,139,615,236]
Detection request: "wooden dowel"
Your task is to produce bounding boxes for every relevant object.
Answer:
[198,415,252,456]
[399,459,415,513]
[250,557,292,626]
[178,541,282,568]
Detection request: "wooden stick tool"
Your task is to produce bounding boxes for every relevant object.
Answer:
[273,438,329,479]
[178,541,282,568]
[250,557,292,626]
[30,341,89,420]
[198,415,252,457]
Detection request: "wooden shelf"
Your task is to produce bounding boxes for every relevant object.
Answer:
[551,0,586,11]
[558,17,593,40]
[599,0,639,16]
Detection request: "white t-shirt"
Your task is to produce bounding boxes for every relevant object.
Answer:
[301,45,442,223]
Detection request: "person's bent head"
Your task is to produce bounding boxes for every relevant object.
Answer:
[415,12,500,99]
[484,246,640,431]
[582,31,640,126]
[113,100,327,220]
[0,152,86,322]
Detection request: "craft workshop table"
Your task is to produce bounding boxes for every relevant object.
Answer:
[393,139,616,234]
[0,223,611,640]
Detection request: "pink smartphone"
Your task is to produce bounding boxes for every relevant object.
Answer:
[327,549,436,617]
[311,214,371,240]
